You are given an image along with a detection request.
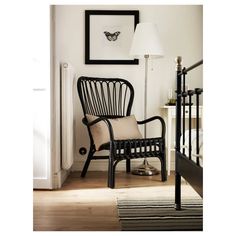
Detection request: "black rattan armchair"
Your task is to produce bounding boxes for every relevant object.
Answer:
[77,76,167,188]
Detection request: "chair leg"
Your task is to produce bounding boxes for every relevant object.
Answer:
[108,166,115,189]
[108,154,115,189]
[126,159,131,173]
[160,154,167,182]
[81,147,94,178]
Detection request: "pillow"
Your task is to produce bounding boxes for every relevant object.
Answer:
[86,114,143,150]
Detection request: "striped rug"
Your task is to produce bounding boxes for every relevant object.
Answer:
[117,198,203,231]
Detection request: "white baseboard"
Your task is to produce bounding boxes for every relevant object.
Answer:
[52,168,70,189]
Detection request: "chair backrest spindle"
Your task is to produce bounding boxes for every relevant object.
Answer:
[77,77,134,118]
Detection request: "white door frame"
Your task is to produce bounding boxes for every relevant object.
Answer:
[33,6,53,189]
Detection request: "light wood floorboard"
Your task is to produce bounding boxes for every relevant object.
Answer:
[33,171,180,231]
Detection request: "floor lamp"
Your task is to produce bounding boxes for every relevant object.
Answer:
[130,22,164,176]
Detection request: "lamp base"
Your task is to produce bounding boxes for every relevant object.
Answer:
[131,159,159,176]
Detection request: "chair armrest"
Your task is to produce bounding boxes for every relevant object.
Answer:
[82,116,114,141]
[137,116,166,138]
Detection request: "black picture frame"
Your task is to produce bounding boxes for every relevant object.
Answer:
[85,10,139,65]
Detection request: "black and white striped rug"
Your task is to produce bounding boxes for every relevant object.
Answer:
[117,198,203,231]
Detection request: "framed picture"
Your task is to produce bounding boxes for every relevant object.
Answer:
[85,10,139,65]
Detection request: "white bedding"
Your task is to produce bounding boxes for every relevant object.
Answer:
[180,129,203,166]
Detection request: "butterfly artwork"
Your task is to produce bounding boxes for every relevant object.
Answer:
[103,31,121,41]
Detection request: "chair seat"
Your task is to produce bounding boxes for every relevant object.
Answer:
[99,137,164,160]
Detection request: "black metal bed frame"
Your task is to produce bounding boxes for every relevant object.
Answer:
[175,57,203,210]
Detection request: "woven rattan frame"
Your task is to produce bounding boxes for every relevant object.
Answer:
[77,76,167,188]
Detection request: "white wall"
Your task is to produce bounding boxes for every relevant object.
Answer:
[53,5,203,172]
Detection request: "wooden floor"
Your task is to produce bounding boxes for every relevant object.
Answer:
[33,171,177,231]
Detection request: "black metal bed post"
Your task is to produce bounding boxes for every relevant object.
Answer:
[187,90,195,160]
[195,88,203,166]
[182,71,187,155]
[196,89,200,166]
[175,56,182,210]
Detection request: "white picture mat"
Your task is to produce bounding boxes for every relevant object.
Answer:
[90,15,135,60]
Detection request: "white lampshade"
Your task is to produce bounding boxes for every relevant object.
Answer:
[130,22,164,59]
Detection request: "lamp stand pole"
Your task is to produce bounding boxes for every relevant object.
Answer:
[132,55,159,176]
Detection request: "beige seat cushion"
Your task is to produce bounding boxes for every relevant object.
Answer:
[86,114,143,150]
